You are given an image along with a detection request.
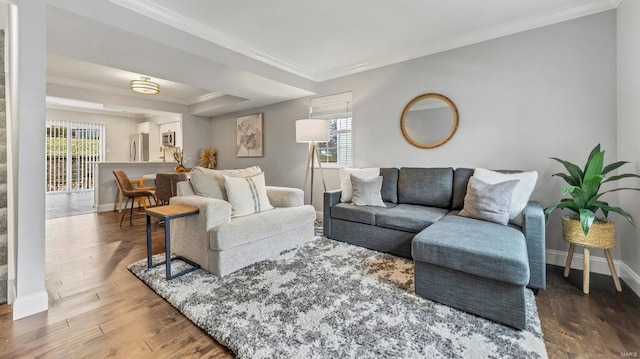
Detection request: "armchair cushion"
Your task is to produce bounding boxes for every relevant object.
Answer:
[170,195,232,231]
[190,166,261,200]
[266,186,304,207]
[210,206,316,251]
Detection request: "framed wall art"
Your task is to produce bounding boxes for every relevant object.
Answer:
[236,113,263,157]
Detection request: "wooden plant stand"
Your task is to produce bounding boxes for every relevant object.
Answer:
[564,244,622,294]
[563,216,622,294]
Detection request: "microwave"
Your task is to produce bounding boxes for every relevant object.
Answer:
[162,131,176,147]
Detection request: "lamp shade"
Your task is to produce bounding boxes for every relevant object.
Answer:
[296,119,329,143]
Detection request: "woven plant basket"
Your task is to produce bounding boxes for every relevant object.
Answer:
[562,216,616,249]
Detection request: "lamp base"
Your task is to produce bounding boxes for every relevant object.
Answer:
[303,142,327,206]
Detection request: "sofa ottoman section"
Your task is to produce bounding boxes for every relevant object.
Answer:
[412,215,530,329]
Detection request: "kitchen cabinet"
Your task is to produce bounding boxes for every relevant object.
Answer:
[160,121,182,148]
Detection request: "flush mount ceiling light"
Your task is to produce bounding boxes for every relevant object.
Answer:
[130,76,160,94]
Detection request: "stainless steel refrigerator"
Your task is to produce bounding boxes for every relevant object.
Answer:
[130,133,149,161]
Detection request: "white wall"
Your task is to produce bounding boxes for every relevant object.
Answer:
[146,113,181,162]
[617,0,640,293]
[211,12,619,259]
[11,0,48,320]
[45,108,141,162]
[46,83,212,167]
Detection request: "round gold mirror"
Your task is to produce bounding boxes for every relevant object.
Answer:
[400,93,459,149]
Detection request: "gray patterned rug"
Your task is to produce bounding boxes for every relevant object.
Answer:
[128,233,547,359]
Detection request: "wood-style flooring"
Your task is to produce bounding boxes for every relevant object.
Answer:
[0,211,638,358]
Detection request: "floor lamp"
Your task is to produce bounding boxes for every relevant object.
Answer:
[296,119,329,206]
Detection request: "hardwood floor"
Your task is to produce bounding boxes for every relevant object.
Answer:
[0,211,638,358]
[0,211,232,358]
[537,266,640,358]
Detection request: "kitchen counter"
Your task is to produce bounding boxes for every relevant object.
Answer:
[95,162,180,212]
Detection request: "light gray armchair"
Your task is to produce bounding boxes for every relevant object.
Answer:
[169,181,316,277]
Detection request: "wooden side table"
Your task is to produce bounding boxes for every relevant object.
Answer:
[146,204,200,280]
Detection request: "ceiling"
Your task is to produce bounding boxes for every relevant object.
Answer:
[45,0,619,117]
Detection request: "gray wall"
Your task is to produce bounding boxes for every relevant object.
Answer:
[211,97,312,189]
[322,11,618,256]
[617,2,640,284]
[211,12,618,257]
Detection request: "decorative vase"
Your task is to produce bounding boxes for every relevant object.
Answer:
[175,164,186,173]
[562,216,615,249]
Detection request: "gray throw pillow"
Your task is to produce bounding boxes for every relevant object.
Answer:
[350,175,386,207]
[458,177,519,225]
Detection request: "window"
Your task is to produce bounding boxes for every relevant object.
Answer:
[311,92,352,167]
[46,121,105,192]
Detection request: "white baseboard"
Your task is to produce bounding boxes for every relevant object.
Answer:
[620,262,640,298]
[546,249,640,297]
[97,202,147,213]
[97,203,115,212]
[7,278,15,304]
[12,289,48,320]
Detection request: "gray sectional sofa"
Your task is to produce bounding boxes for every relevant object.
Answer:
[323,167,546,329]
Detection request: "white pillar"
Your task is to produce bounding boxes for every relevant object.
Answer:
[11,0,48,320]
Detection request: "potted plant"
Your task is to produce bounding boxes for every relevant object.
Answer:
[544,144,640,238]
[173,148,186,172]
[544,144,640,293]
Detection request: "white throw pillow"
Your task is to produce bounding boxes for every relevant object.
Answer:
[340,167,380,203]
[223,172,273,217]
[191,166,261,200]
[472,168,538,226]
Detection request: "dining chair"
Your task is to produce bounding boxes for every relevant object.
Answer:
[155,173,188,205]
[113,170,157,226]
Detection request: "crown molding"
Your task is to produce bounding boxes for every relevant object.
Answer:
[317,0,619,81]
[109,0,318,81]
[190,92,225,105]
[110,0,618,83]
[46,103,148,119]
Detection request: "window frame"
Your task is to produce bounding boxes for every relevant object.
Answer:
[311,92,353,169]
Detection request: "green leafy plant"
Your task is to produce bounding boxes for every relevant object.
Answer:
[544,144,640,236]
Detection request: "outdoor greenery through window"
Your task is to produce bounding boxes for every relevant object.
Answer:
[311,91,352,167]
[46,121,105,192]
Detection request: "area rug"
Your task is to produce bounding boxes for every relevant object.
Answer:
[128,233,547,359]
